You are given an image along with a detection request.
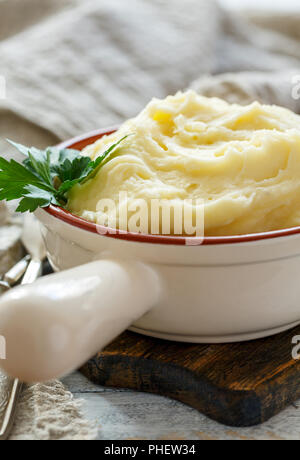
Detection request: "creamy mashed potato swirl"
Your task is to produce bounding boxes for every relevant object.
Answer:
[68,90,300,236]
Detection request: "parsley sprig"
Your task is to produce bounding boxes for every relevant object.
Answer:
[0,136,129,213]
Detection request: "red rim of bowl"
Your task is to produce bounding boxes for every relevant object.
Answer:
[43,128,300,246]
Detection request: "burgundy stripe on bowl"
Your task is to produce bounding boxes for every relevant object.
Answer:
[43,128,300,246]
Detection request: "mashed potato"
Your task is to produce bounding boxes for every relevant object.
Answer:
[68,90,300,236]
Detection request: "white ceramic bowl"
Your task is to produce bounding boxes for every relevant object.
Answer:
[1,128,300,382]
[37,128,300,344]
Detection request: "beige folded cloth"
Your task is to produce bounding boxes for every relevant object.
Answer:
[191,69,300,112]
[1,0,300,154]
[1,0,300,158]
[1,0,300,441]
[0,0,218,153]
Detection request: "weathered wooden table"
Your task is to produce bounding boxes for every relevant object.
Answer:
[63,371,300,440]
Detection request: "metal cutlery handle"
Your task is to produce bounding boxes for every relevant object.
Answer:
[21,259,43,285]
[3,255,30,286]
[0,257,43,441]
[0,378,23,441]
[0,282,10,294]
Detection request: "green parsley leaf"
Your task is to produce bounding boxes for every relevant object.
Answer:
[53,156,92,183]
[0,134,130,213]
[16,186,57,213]
[0,157,55,201]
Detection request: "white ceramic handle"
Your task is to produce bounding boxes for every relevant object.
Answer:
[0,260,160,383]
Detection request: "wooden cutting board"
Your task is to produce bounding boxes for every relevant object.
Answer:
[80,326,300,428]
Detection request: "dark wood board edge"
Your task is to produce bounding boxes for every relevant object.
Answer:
[79,328,300,428]
[80,354,264,427]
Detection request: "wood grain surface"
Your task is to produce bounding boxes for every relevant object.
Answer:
[80,327,300,428]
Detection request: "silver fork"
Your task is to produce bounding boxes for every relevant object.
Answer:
[0,214,46,440]
[0,256,31,440]
[0,255,30,293]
